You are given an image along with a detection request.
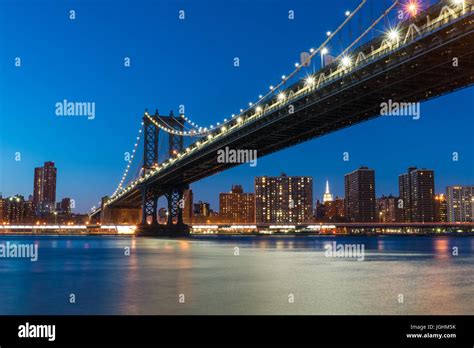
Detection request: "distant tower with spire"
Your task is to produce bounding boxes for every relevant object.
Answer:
[323,180,333,203]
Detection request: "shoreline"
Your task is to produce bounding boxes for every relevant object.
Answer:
[0,232,473,237]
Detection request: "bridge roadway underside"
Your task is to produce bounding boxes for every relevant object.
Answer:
[105,13,474,214]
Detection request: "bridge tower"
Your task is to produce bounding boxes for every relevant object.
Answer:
[137,110,189,237]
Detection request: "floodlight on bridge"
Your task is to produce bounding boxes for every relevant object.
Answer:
[388,29,399,41]
[341,56,352,67]
[305,76,316,86]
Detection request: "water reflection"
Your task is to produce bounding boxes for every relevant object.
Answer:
[0,235,471,315]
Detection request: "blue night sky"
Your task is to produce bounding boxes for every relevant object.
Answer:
[0,0,473,213]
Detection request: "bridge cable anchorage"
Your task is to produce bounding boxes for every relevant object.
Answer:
[336,0,400,62]
[110,121,144,198]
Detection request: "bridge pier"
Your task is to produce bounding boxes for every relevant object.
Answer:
[136,184,190,237]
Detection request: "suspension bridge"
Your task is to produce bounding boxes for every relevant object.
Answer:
[90,0,474,236]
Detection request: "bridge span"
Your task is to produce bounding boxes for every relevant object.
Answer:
[91,1,474,236]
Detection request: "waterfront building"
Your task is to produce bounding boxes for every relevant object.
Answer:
[183,189,193,224]
[33,161,57,214]
[398,167,435,222]
[219,185,255,223]
[193,201,210,217]
[0,195,35,224]
[255,173,313,224]
[376,195,401,222]
[434,193,448,222]
[446,186,474,222]
[344,167,376,222]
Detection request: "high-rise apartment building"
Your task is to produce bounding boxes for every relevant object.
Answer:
[255,174,313,224]
[219,185,255,223]
[446,186,474,222]
[33,161,57,214]
[398,167,435,222]
[344,167,376,222]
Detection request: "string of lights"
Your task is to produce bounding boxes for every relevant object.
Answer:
[110,123,144,198]
[153,0,367,137]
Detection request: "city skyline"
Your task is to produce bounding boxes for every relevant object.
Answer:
[3,159,472,226]
[0,0,472,213]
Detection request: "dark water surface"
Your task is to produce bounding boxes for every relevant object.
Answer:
[0,235,472,314]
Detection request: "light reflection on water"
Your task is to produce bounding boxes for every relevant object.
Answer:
[0,235,472,315]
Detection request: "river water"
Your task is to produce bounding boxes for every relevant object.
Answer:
[0,235,472,315]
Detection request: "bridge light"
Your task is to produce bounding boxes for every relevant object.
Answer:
[207,134,213,139]
[237,117,243,123]
[294,62,299,67]
[309,48,315,53]
[281,75,286,79]
[305,76,315,86]
[388,29,399,41]
[277,92,286,101]
[259,95,263,98]
[269,85,274,90]
[345,10,351,16]
[249,102,253,106]
[406,1,418,16]
[341,56,352,67]
[326,31,331,37]
[256,106,262,112]
[221,126,227,132]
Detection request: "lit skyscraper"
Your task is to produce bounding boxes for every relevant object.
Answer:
[33,161,57,214]
[398,167,435,222]
[323,180,333,203]
[344,166,376,222]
